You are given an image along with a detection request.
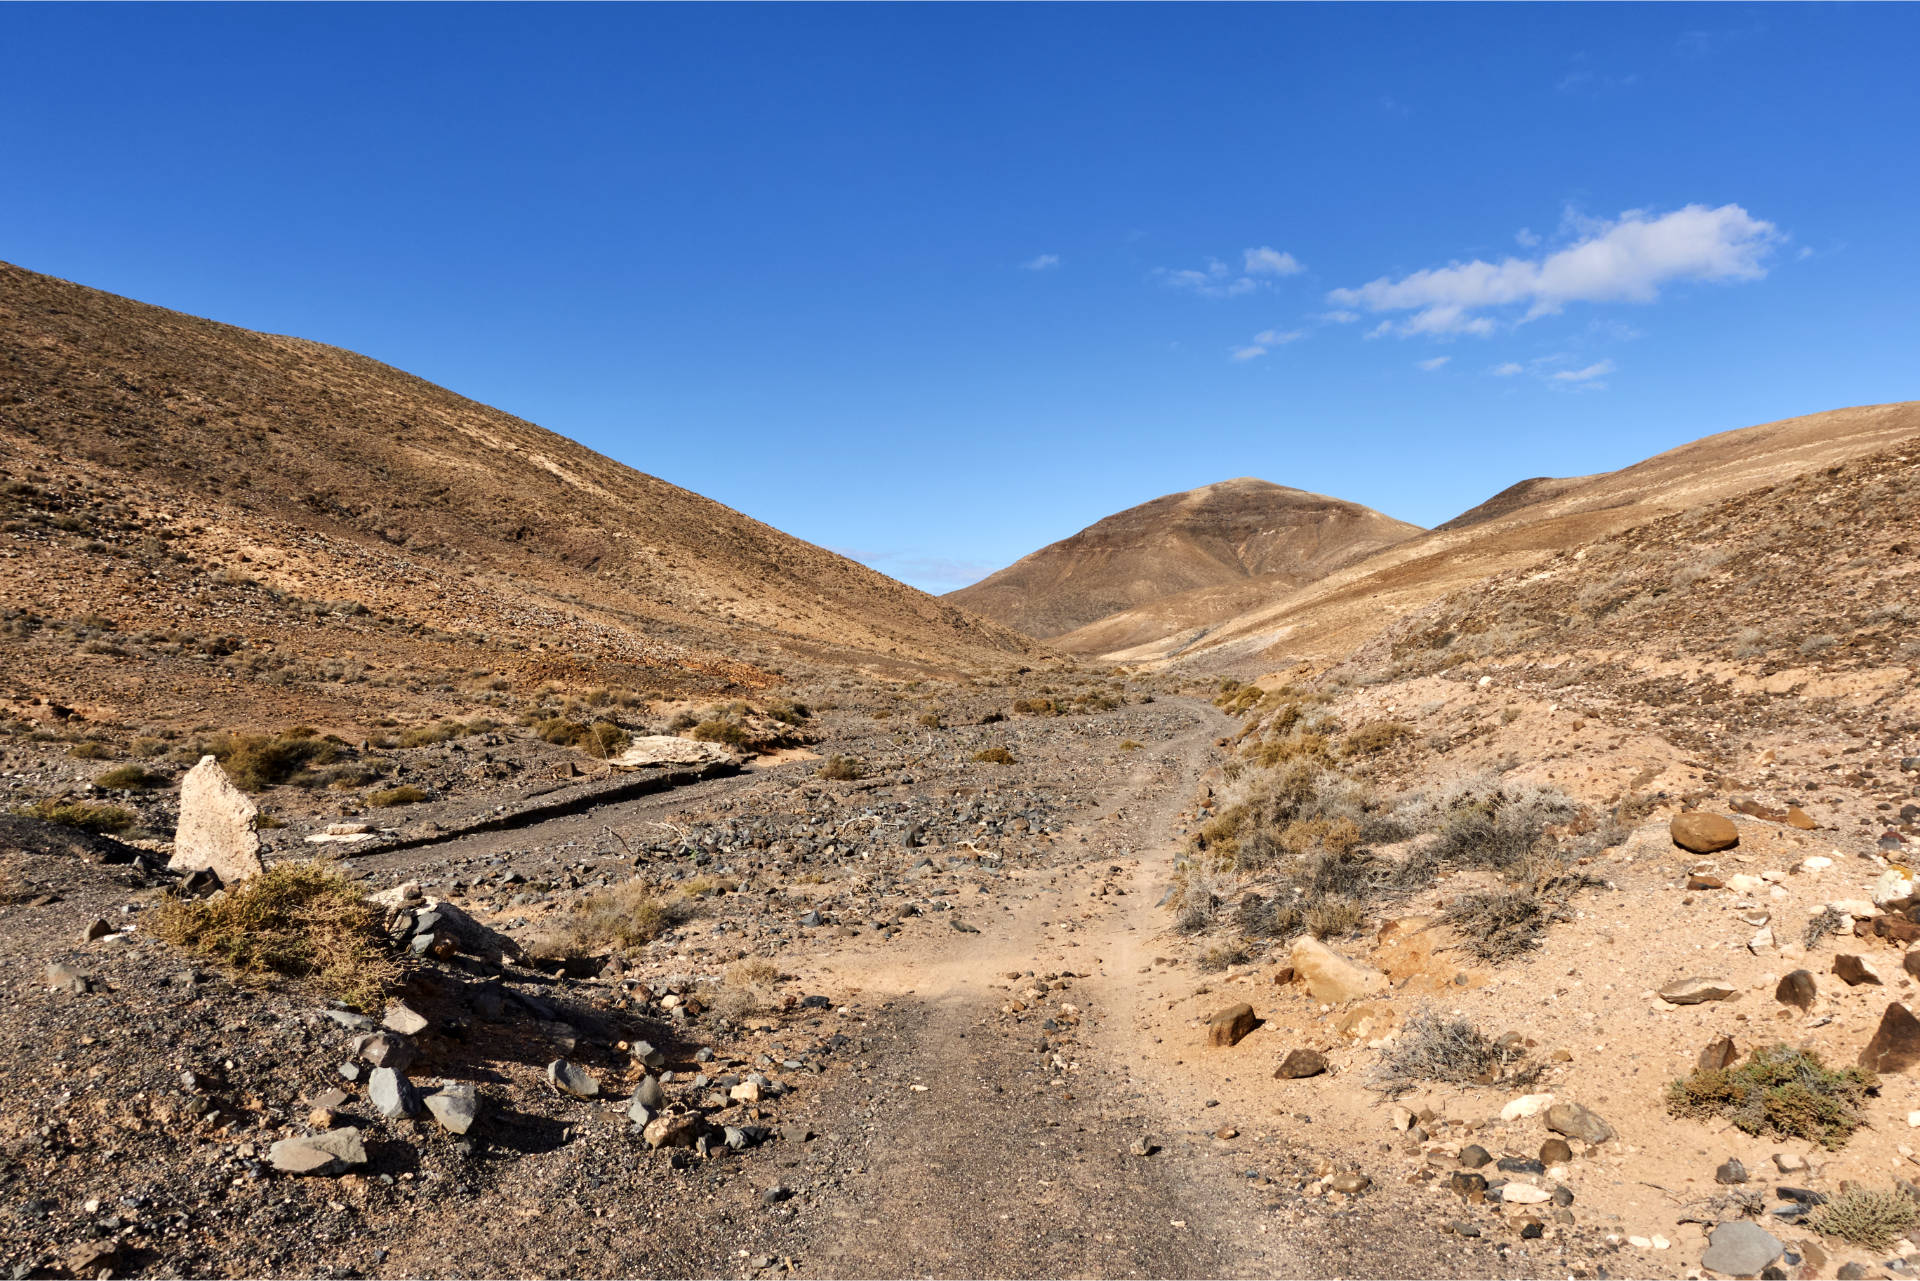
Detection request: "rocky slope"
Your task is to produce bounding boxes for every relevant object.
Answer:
[0,261,1036,743]
[946,478,1420,640]
[1065,401,1920,668]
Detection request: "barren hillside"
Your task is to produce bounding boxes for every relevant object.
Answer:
[0,262,1035,737]
[947,477,1420,639]
[1070,402,1920,668]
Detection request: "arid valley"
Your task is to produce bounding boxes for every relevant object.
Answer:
[2,258,1918,1281]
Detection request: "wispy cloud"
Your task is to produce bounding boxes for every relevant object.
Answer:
[833,548,999,592]
[1550,359,1615,384]
[1020,253,1061,271]
[1492,361,1525,377]
[1328,203,1783,337]
[1159,246,1306,298]
[1229,328,1306,362]
[1416,356,1451,372]
[1488,354,1618,390]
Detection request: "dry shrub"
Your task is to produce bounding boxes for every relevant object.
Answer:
[67,741,114,760]
[14,798,137,835]
[1342,720,1413,758]
[1304,897,1365,939]
[1439,888,1549,962]
[152,862,396,1007]
[1668,1045,1873,1149]
[1371,1010,1530,1095]
[197,731,342,790]
[530,879,697,957]
[367,785,426,808]
[817,755,866,781]
[94,764,165,790]
[1198,941,1250,972]
[917,712,943,728]
[1808,1187,1919,1250]
[972,747,1015,765]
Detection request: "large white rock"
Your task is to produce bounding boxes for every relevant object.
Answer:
[169,756,264,883]
[608,736,742,769]
[1289,936,1387,1004]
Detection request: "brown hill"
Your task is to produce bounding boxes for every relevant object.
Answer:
[0,261,1036,738]
[945,478,1421,639]
[1068,401,1920,668]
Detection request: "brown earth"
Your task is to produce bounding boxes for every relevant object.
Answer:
[946,478,1420,640]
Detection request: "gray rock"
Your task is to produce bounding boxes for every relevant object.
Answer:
[626,1097,653,1126]
[1458,1144,1492,1169]
[369,1067,421,1119]
[45,962,89,995]
[1545,1101,1614,1144]
[633,1075,665,1110]
[168,756,265,883]
[325,1009,373,1031]
[413,900,521,962]
[547,1058,600,1099]
[630,1041,666,1070]
[269,1127,367,1175]
[424,1082,479,1135]
[1701,1220,1783,1276]
[1716,1157,1748,1185]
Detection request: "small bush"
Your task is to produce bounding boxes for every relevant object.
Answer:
[1440,888,1549,962]
[917,712,943,729]
[1372,1011,1530,1095]
[1304,897,1365,939]
[1119,740,1142,751]
[367,785,426,808]
[1198,941,1250,972]
[1668,1045,1874,1150]
[583,721,630,759]
[14,798,137,834]
[689,719,749,747]
[817,755,866,781]
[1342,720,1413,758]
[531,880,697,956]
[536,717,590,746]
[973,747,1016,765]
[94,764,165,790]
[151,862,396,1007]
[766,698,811,725]
[203,732,343,790]
[66,741,114,760]
[1011,697,1062,717]
[1808,1187,1918,1250]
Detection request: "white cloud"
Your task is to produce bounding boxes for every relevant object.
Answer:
[1416,356,1451,372]
[1320,310,1361,325]
[1328,203,1782,337]
[1020,253,1061,271]
[1492,362,1524,376]
[1515,227,1541,248]
[1229,328,1306,362]
[1243,246,1304,277]
[1550,359,1615,383]
[1160,247,1306,298]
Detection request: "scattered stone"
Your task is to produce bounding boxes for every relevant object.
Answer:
[1545,1101,1614,1145]
[1773,1153,1808,1173]
[1273,1048,1328,1079]
[633,1075,666,1111]
[1716,1158,1748,1184]
[1207,1003,1257,1048]
[1835,954,1884,987]
[383,1002,430,1035]
[1288,936,1386,1004]
[1776,970,1818,1011]
[1701,1220,1784,1277]
[1449,1171,1488,1198]
[168,756,265,882]
[643,1113,705,1149]
[424,1082,479,1134]
[1458,1145,1492,1169]
[1672,812,1740,854]
[360,1032,416,1073]
[1540,1137,1573,1165]
[45,962,89,995]
[1859,1002,1920,1073]
[1129,1137,1155,1157]
[1500,1183,1551,1205]
[1500,1092,1555,1121]
[630,1040,667,1070]
[1662,977,1737,1005]
[1328,1171,1370,1194]
[1786,807,1818,830]
[83,918,113,942]
[369,1067,421,1119]
[268,1127,367,1175]
[1700,1035,1739,1070]
[547,1059,600,1099]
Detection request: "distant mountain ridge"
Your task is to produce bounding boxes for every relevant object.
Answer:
[945,478,1422,639]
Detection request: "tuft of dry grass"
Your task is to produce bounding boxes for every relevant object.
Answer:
[152,861,397,1007]
[972,747,1016,765]
[14,798,137,834]
[367,784,426,807]
[528,879,698,957]
[817,755,866,781]
[1371,1010,1532,1095]
[1808,1187,1919,1250]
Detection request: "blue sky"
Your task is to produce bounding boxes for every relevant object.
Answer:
[4,5,1917,592]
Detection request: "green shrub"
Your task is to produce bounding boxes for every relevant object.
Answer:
[1668,1045,1874,1149]
[66,741,114,760]
[367,785,426,808]
[689,719,748,746]
[152,862,396,1007]
[1808,1187,1918,1250]
[201,732,343,790]
[14,798,137,834]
